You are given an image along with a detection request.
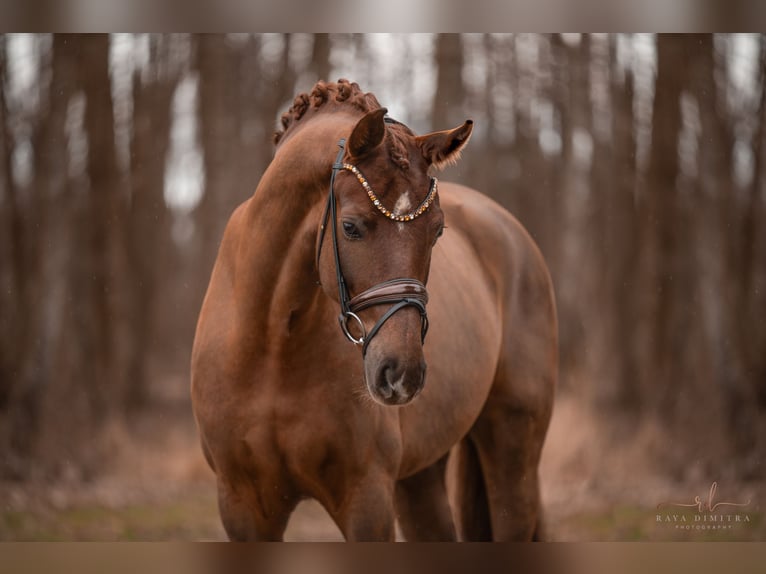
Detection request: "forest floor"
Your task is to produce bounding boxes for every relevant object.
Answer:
[1,389,763,541]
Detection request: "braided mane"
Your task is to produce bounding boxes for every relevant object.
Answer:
[274,79,413,170]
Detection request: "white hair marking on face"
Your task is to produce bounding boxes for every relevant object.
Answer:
[393,191,411,232]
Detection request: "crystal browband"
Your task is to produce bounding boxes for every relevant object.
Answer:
[342,163,438,222]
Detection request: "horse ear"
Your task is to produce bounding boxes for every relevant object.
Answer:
[347,107,388,159]
[416,120,473,170]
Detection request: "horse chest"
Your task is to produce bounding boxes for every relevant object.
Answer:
[233,373,402,488]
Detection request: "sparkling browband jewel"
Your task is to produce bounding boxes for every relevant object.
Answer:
[342,163,438,222]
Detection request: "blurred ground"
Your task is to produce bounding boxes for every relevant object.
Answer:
[1,390,762,541]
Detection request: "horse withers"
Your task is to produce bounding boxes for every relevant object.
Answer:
[191,80,557,541]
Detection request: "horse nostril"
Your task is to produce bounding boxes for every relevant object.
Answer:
[408,360,426,398]
[376,358,428,399]
[377,359,399,397]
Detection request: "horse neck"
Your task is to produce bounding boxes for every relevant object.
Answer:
[234,114,353,349]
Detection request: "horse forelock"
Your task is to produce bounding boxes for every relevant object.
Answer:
[273,79,413,172]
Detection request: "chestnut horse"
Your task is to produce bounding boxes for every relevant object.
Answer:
[191,80,557,541]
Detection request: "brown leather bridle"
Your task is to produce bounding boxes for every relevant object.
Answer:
[316,135,432,356]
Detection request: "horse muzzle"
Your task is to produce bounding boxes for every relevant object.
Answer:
[345,279,429,406]
[367,354,427,406]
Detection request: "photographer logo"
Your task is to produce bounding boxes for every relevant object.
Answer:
[656,482,751,532]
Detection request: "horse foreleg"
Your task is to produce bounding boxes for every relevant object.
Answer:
[451,436,493,540]
[469,402,550,541]
[394,454,456,541]
[326,476,397,541]
[216,477,296,541]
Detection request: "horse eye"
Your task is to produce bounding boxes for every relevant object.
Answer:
[342,221,362,239]
[433,225,445,244]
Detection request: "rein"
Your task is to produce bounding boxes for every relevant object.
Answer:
[317,137,431,356]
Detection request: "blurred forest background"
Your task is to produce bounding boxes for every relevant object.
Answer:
[0,34,765,539]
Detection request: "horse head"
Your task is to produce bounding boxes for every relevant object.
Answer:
[316,107,473,405]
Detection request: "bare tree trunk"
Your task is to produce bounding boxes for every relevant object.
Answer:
[1,35,76,478]
[432,34,464,130]
[194,34,242,303]
[76,34,121,422]
[0,35,22,409]
[640,35,737,475]
[639,35,687,418]
[713,35,766,462]
[604,36,641,413]
[310,34,331,81]
[743,37,766,422]
[545,34,590,380]
[124,36,179,411]
[246,34,296,174]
